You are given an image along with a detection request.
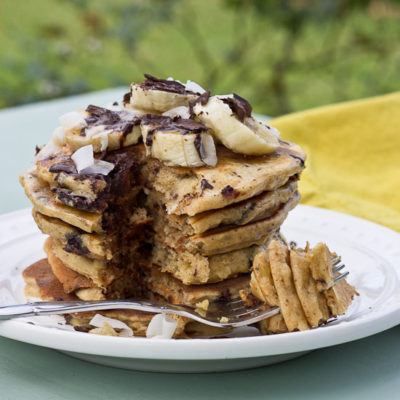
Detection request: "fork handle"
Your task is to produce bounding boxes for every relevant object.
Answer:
[0,300,171,321]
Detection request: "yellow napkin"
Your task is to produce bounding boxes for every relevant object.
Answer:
[269,92,400,232]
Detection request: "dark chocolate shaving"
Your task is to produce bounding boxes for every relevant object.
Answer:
[140,74,190,94]
[123,92,131,105]
[156,118,208,134]
[81,104,140,138]
[222,93,252,122]
[144,117,208,147]
[140,114,173,126]
[198,90,211,106]
[194,133,202,159]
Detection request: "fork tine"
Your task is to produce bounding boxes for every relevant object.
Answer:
[332,257,341,266]
[332,263,345,273]
[228,304,271,319]
[334,271,349,283]
[225,307,280,327]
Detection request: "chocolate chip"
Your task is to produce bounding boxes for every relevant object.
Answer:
[49,161,77,174]
[221,185,239,198]
[64,233,89,256]
[201,179,214,191]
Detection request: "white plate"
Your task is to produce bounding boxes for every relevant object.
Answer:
[0,206,400,373]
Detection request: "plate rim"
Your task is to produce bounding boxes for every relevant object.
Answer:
[0,205,400,361]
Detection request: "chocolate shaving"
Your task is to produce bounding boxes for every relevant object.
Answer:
[198,90,211,106]
[222,93,252,122]
[156,118,208,134]
[145,117,208,147]
[80,104,140,138]
[123,92,131,105]
[140,74,189,94]
[140,114,173,126]
[194,133,202,159]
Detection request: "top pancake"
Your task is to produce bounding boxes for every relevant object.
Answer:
[147,140,305,216]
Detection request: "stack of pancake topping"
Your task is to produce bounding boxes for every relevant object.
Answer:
[20,74,357,338]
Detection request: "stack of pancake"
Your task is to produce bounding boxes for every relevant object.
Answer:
[20,75,308,337]
[143,145,303,304]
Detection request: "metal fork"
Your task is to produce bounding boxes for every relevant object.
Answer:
[0,260,348,329]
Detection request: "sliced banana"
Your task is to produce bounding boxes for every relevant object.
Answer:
[125,74,201,113]
[63,105,144,153]
[141,119,217,167]
[193,94,280,156]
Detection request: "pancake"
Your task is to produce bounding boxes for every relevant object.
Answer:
[146,267,250,306]
[147,141,305,216]
[34,210,112,260]
[21,169,103,233]
[267,239,310,331]
[44,237,97,294]
[23,259,79,301]
[290,247,330,327]
[153,191,299,256]
[151,243,261,285]
[36,145,146,204]
[155,179,298,235]
[49,238,118,287]
[33,208,151,261]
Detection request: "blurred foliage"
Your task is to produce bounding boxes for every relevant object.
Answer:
[1,0,400,115]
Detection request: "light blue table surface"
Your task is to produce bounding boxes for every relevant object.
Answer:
[1,90,399,399]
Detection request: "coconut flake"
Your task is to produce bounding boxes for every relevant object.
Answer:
[36,139,62,161]
[162,106,191,120]
[89,314,133,337]
[146,313,178,339]
[71,145,94,173]
[52,126,66,146]
[59,111,87,131]
[85,125,113,151]
[80,159,115,176]
[185,80,206,94]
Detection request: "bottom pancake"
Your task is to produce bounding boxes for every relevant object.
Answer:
[22,259,234,338]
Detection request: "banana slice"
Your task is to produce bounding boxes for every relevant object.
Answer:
[62,105,144,152]
[193,94,280,156]
[125,74,202,113]
[141,118,217,167]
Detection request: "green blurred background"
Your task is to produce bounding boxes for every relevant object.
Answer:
[1,0,400,116]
